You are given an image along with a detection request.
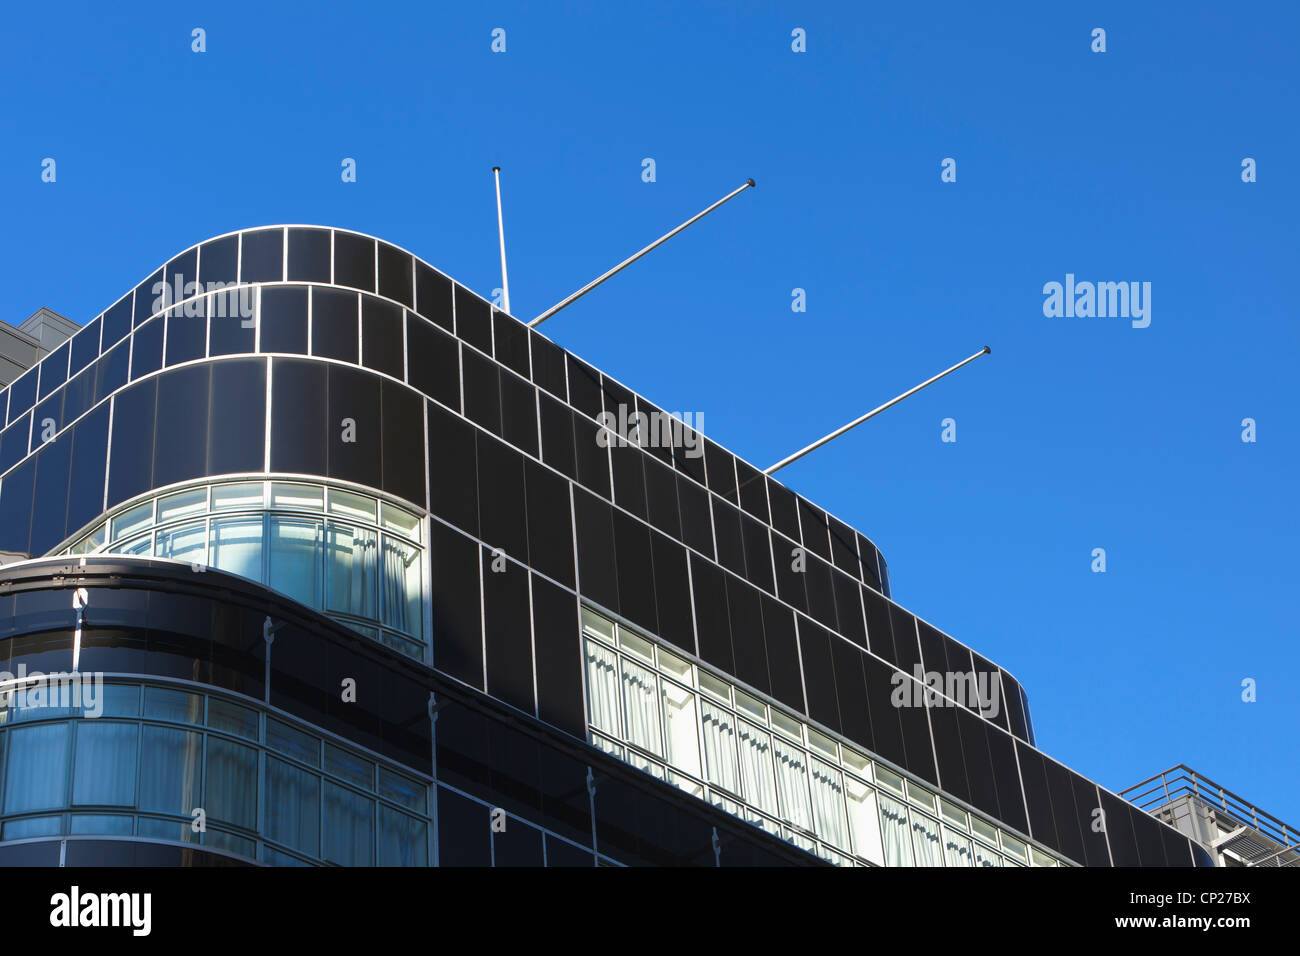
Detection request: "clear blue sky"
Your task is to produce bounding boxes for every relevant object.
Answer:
[3,2,1295,823]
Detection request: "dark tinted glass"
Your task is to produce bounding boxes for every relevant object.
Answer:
[164,311,206,366]
[376,243,413,307]
[477,433,527,562]
[94,340,130,404]
[208,290,256,356]
[311,287,359,364]
[154,364,211,488]
[703,440,736,502]
[461,348,501,436]
[1044,757,1087,864]
[499,369,538,458]
[538,394,575,479]
[38,343,69,398]
[828,516,858,576]
[644,456,680,539]
[270,359,327,477]
[198,235,238,288]
[333,232,375,292]
[65,404,110,537]
[862,655,906,768]
[889,605,922,674]
[129,317,163,381]
[107,377,156,506]
[70,319,100,376]
[29,431,72,555]
[426,401,479,536]
[830,635,871,750]
[134,269,164,326]
[529,332,566,399]
[955,705,1002,823]
[0,459,35,557]
[831,571,865,646]
[531,574,584,738]
[428,521,483,688]
[361,296,404,379]
[102,293,134,350]
[483,551,534,714]
[414,261,453,331]
[571,408,610,499]
[612,511,656,634]
[803,555,837,631]
[610,444,647,520]
[406,313,460,411]
[437,787,490,866]
[454,286,492,354]
[726,574,768,696]
[259,286,309,355]
[5,369,37,426]
[572,489,618,613]
[771,532,807,612]
[565,356,602,420]
[239,228,283,283]
[673,423,706,485]
[927,702,970,804]
[735,460,768,522]
[711,497,745,578]
[761,596,804,712]
[326,363,381,488]
[524,459,573,587]
[740,514,774,593]
[381,379,425,507]
[493,312,530,378]
[797,499,830,560]
[208,359,266,475]
[650,532,693,652]
[1099,790,1141,866]
[287,227,331,283]
[675,472,713,559]
[0,412,31,475]
[690,555,732,675]
[798,620,840,733]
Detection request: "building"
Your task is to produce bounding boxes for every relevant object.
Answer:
[0,226,1215,866]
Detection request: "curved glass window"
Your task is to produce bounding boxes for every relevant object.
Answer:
[66,480,426,660]
[0,681,432,866]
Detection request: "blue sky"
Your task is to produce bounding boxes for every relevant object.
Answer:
[3,2,1296,823]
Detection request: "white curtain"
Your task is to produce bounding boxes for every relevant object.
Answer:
[210,516,265,582]
[326,523,377,618]
[660,681,701,778]
[583,640,621,738]
[773,739,814,831]
[269,517,322,610]
[621,658,662,756]
[845,779,885,865]
[943,828,974,867]
[911,810,945,867]
[737,721,779,816]
[973,841,1001,867]
[878,794,915,866]
[810,757,851,852]
[700,700,740,794]
[380,534,421,636]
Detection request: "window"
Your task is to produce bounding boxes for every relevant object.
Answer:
[79,480,427,659]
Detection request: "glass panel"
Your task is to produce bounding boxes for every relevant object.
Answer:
[808,728,838,760]
[657,648,692,680]
[377,768,426,813]
[72,721,137,806]
[699,672,731,704]
[1001,834,1028,863]
[907,780,936,811]
[380,501,420,541]
[271,482,324,511]
[157,488,207,522]
[875,766,905,795]
[911,810,945,867]
[660,680,701,779]
[380,535,422,636]
[810,757,851,851]
[377,805,427,866]
[155,520,207,566]
[70,813,134,836]
[770,709,802,741]
[699,699,740,794]
[100,685,141,717]
[1031,847,1056,867]
[267,718,320,767]
[324,744,373,790]
[970,816,998,844]
[212,482,263,511]
[114,534,152,556]
[842,745,871,778]
[265,757,320,856]
[772,738,814,831]
[4,816,64,839]
[737,720,779,816]
[137,816,194,843]
[326,523,377,618]
[269,516,323,609]
[210,516,265,581]
[204,828,257,859]
[878,794,915,866]
[144,687,203,724]
[734,689,765,721]
[205,737,258,830]
[324,782,373,865]
[111,501,153,539]
[973,840,1001,867]
[4,723,71,812]
[618,629,655,664]
[328,488,376,522]
[138,725,202,815]
[581,608,614,642]
[584,640,621,737]
[943,827,975,867]
[846,778,885,865]
[620,657,662,757]
[207,698,259,740]
[940,797,968,828]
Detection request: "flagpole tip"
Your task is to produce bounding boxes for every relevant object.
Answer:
[983,345,991,354]
[493,166,501,172]
[747,178,756,188]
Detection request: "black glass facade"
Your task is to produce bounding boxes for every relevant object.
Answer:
[0,227,1208,867]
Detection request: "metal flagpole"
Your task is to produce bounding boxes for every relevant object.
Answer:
[763,346,992,476]
[528,178,756,328]
[493,166,511,315]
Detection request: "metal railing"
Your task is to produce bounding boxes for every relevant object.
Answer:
[1121,765,1299,865]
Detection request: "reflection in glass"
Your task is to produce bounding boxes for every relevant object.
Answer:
[156,521,206,565]
[73,722,138,807]
[210,516,264,581]
[700,700,739,794]
[326,523,376,618]
[5,723,71,813]
[773,739,814,831]
[661,681,701,779]
[269,516,322,609]
[265,757,319,856]
[737,721,779,816]
[205,737,257,830]
[584,640,621,737]
[324,782,373,866]
[381,535,421,635]
[138,726,202,815]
